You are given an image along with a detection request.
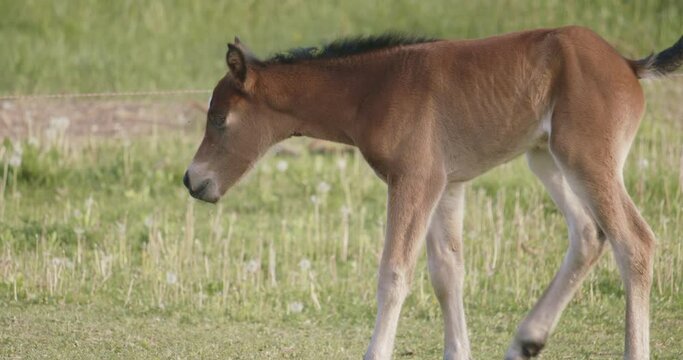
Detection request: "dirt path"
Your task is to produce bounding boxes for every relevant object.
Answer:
[0,99,206,141]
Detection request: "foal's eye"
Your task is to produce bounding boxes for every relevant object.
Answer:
[209,113,227,129]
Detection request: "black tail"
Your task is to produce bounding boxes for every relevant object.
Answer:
[630,36,683,79]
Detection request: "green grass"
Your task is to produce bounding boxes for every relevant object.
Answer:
[1,1,683,358]
[0,0,681,94]
[1,80,682,358]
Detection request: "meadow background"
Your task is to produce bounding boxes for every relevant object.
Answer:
[1,1,682,358]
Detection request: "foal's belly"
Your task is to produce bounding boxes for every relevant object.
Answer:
[442,111,550,182]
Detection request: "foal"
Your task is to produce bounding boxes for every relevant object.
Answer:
[184,27,682,359]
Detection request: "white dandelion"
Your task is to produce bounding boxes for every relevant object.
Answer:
[85,196,95,209]
[299,258,311,271]
[336,158,347,171]
[276,160,289,172]
[288,301,304,313]
[166,271,178,285]
[245,259,260,273]
[316,181,331,194]
[49,116,71,131]
[8,153,21,168]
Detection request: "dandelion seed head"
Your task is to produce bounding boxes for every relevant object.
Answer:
[299,258,311,271]
[288,301,304,313]
[8,153,21,168]
[336,158,347,170]
[166,271,178,285]
[316,181,331,194]
[276,160,289,172]
[51,257,74,269]
[49,116,71,131]
[12,142,23,156]
[245,259,260,273]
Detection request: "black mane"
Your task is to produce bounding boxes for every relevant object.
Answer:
[266,33,438,64]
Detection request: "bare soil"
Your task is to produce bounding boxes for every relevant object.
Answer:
[0,99,206,141]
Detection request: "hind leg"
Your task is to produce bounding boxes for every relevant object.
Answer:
[546,106,655,359]
[555,160,654,360]
[505,148,607,360]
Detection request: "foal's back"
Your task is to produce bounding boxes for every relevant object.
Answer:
[407,26,643,180]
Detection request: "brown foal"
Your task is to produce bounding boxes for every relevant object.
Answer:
[184,27,683,359]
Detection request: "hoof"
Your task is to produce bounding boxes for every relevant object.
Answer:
[505,340,545,360]
[520,340,544,357]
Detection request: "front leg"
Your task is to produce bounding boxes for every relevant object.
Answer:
[365,170,446,360]
[427,182,471,360]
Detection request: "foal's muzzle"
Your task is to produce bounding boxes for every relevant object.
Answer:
[183,169,219,203]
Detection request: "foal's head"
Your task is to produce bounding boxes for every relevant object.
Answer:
[184,39,292,203]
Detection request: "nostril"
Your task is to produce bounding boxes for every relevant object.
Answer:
[194,179,210,194]
[183,171,191,189]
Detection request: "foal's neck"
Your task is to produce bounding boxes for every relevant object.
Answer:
[259,60,382,145]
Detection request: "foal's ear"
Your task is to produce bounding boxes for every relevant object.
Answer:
[227,37,259,84]
[226,43,247,82]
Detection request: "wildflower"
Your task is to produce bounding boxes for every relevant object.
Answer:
[49,116,71,131]
[316,181,331,194]
[336,158,347,171]
[8,143,22,167]
[299,258,311,271]
[8,153,21,168]
[51,257,74,269]
[85,196,95,209]
[638,158,650,170]
[288,301,304,313]
[12,143,23,156]
[74,227,85,236]
[245,259,260,273]
[166,271,178,285]
[310,195,319,204]
[276,160,289,172]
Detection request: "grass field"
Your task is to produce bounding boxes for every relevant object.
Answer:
[1,1,683,359]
